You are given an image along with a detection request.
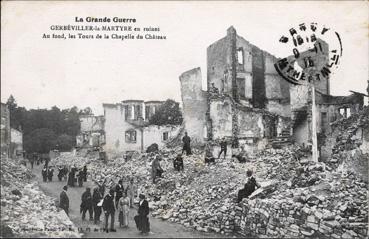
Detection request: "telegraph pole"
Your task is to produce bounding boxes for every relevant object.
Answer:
[311,84,318,162]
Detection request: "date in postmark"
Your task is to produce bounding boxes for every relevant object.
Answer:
[274,23,343,85]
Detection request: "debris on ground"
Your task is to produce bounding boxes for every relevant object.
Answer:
[1,156,81,238]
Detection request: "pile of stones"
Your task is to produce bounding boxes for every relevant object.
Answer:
[236,168,368,238]
[1,156,81,238]
[48,143,368,238]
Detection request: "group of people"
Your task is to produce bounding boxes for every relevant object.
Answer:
[60,175,150,234]
[58,131,260,236]
[41,166,54,182]
[57,165,69,181]
[67,165,88,187]
[204,137,249,164]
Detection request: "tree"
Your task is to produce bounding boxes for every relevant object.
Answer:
[6,95,17,112]
[24,128,57,153]
[56,134,74,151]
[79,107,93,116]
[149,99,183,126]
[6,95,25,130]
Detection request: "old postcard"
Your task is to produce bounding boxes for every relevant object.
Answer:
[1,1,368,238]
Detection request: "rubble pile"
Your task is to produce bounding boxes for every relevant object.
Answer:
[47,144,367,237]
[50,153,97,168]
[0,157,81,238]
[331,106,369,156]
[236,169,368,238]
[328,106,369,181]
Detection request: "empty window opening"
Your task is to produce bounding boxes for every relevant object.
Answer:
[125,130,137,143]
[162,132,169,141]
[237,48,244,65]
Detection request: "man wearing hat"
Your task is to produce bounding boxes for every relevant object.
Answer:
[81,187,94,221]
[134,194,150,234]
[59,185,69,215]
[102,189,116,232]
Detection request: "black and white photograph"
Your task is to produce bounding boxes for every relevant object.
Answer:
[1,1,368,238]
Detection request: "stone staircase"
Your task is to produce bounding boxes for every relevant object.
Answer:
[269,129,292,149]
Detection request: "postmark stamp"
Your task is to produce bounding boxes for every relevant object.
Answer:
[274,22,343,85]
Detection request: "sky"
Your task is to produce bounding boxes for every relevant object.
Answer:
[2,1,368,115]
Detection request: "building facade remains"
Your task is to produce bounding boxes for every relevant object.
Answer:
[76,114,105,149]
[103,100,180,154]
[1,103,11,158]
[10,128,23,158]
[180,26,365,158]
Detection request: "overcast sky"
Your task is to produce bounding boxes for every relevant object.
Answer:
[2,1,368,115]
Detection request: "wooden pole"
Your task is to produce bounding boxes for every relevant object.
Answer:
[311,84,318,162]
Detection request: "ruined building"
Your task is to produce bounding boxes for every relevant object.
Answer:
[103,100,180,154]
[1,103,11,158]
[76,114,105,149]
[180,26,365,156]
[1,103,24,159]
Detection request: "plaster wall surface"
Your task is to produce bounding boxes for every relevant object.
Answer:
[103,104,142,153]
[180,68,208,144]
[209,98,233,140]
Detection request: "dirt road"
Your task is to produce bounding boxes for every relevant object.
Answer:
[31,164,225,238]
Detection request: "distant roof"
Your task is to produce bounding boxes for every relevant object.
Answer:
[145,101,164,104]
[349,90,368,97]
[122,100,144,103]
[102,103,118,108]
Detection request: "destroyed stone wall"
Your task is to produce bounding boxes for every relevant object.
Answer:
[292,116,309,145]
[80,115,104,132]
[237,108,264,138]
[144,101,164,121]
[209,97,233,139]
[1,102,11,158]
[290,84,310,110]
[10,128,23,158]
[207,35,231,95]
[179,68,208,144]
[143,125,181,150]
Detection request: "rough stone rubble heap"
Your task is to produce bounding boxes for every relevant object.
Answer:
[0,156,81,238]
[50,143,368,238]
[330,106,369,166]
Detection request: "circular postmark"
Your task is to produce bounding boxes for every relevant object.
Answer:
[274,22,343,85]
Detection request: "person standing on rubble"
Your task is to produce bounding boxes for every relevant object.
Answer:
[151,155,163,184]
[237,170,261,202]
[204,143,215,164]
[115,179,124,208]
[173,154,184,171]
[60,185,69,215]
[218,137,227,159]
[81,187,94,221]
[134,194,150,234]
[102,188,116,232]
[182,132,192,155]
